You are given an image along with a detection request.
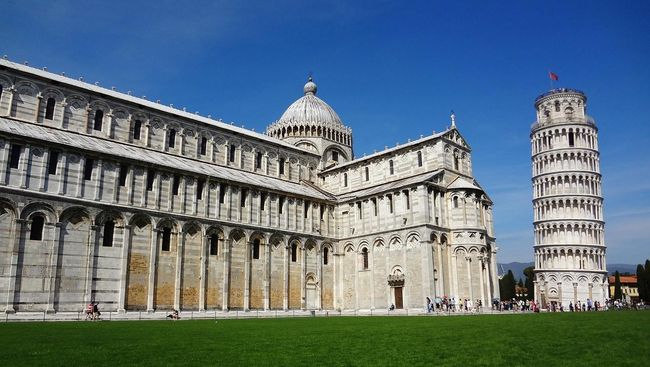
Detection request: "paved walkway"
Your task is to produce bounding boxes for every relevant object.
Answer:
[2,308,528,322]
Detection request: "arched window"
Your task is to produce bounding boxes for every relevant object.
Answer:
[168,129,176,148]
[365,167,369,181]
[278,157,285,175]
[102,220,115,247]
[291,243,298,262]
[133,120,142,140]
[209,233,219,256]
[417,151,423,167]
[200,136,207,155]
[255,152,262,169]
[361,248,369,270]
[332,151,339,162]
[93,110,103,131]
[9,144,22,169]
[29,215,45,241]
[161,227,172,251]
[323,247,329,265]
[252,238,260,260]
[343,173,348,187]
[45,97,56,120]
[454,155,459,170]
[389,160,394,175]
[403,190,410,210]
[453,196,459,208]
[568,131,575,147]
[172,175,180,195]
[554,100,560,112]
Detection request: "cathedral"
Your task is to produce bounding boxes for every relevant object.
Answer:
[0,58,499,313]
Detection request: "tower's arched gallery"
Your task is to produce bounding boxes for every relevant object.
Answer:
[531,88,608,307]
[0,59,499,313]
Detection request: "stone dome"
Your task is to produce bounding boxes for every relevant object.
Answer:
[276,77,344,126]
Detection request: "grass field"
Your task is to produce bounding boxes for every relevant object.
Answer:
[1,311,648,366]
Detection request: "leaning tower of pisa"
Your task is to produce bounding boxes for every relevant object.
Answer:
[530,88,608,309]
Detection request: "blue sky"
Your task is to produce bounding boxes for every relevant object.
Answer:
[2,0,649,263]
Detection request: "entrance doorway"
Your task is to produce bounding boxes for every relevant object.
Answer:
[305,275,317,309]
[394,287,403,309]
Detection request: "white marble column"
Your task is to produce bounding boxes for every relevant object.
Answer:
[39,150,48,192]
[146,228,158,312]
[478,256,486,306]
[0,140,9,185]
[3,218,23,313]
[117,224,132,313]
[451,253,459,300]
[37,221,62,313]
[19,145,31,189]
[243,241,251,311]
[84,225,100,307]
[264,240,271,311]
[466,256,474,302]
[300,245,306,310]
[198,234,208,312]
[94,160,103,201]
[436,242,446,297]
[317,245,323,310]
[222,239,231,311]
[174,230,184,310]
[57,153,67,195]
[283,245,289,310]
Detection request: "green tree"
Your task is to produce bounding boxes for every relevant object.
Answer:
[636,264,646,302]
[499,270,516,300]
[523,266,535,301]
[613,271,622,300]
[645,260,650,303]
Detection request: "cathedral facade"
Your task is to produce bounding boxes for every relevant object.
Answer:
[0,59,498,313]
[531,88,608,308]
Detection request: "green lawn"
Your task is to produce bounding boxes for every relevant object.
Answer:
[1,312,648,366]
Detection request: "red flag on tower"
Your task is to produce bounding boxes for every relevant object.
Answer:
[549,71,559,81]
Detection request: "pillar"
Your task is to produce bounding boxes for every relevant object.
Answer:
[478,257,486,307]
[301,245,306,310]
[198,233,208,312]
[84,225,100,306]
[222,239,232,311]
[466,256,474,303]
[57,153,67,195]
[451,253,459,301]
[94,160,103,201]
[264,239,271,311]
[174,230,184,310]
[0,140,9,185]
[19,145,31,189]
[316,244,323,310]
[283,245,289,310]
[146,228,158,312]
[243,240,251,311]
[117,225,132,313]
[39,150,48,192]
[2,217,21,312]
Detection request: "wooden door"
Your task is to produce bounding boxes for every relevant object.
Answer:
[395,287,403,309]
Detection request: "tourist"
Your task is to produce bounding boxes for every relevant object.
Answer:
[92,302,101,320]
[85,302,94,320]
[167,309,180,320]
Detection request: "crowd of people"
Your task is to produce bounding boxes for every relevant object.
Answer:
[420,296,628,313]
[424,296,486,313]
